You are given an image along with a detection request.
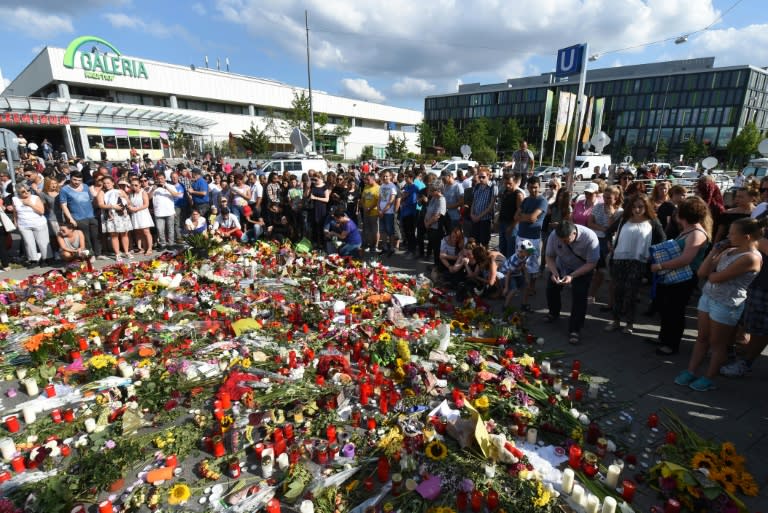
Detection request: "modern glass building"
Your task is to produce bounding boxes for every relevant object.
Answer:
[425,57,768,162]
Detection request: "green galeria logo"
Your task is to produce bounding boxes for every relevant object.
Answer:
[63,36,148,81]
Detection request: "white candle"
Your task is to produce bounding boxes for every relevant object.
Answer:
[526,428,538,444]
[261,457,274,478]
[276,452,289,470]
[84,418,97,433]
[0,312,8,323]
[15,368,27,380]
[601,497,617,513]
[561,468,575,494]
[571,485,585,507]
[560,384,570,398]
[588,382,600,399]
[605,464,621,488]
[541,360,551,373]
[24,378,39,396]
[22,405,37,424]
[0,437,16,461]
[586,495,600,513]
[299,500,314,513]
[94,281,102,291]
[553,378,562,393]
[118,362,134,378]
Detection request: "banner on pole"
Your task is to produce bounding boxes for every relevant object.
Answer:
[542,89,554,141]
[581,96,594,144]
[555,92,577,141]
[593,97,606,137]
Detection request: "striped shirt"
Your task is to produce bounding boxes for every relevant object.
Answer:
[471,184,495,221]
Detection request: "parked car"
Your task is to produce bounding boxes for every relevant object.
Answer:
[710,172,733,191]
[671,165,696,178]
[742,158,768,181]
[677,171,700,187]
[532,165,563,180]
[430,158,478,178]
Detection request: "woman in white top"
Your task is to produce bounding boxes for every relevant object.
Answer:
[184,209,208,234]
[127,177,154,255]
[97,177,133,262]
[605,194,665,334]
[12,185,52,266]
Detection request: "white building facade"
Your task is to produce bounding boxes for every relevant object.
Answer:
[1,36,421,162]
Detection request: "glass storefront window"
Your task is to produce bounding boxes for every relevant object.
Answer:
[116,137,130,149]
[718,127,734,146]
[141,137,152,149]
[129,137,141,149]
[102,136,117,149]
[87,135,102,149]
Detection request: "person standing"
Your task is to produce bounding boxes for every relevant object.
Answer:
[399,171,420,258]
[189,167,210,216]
[360,173,380,253]
[469,167,495,247]
[128,177,154,255]
[544,220,600,344]
[59,171,102,258]
[515,176,548,311]
[497,173,524,257]
[96,177,133,262]
[12,185,53,267]
[441,172,464,232]
[424,184,447,269]
[512,141,535,182]
[377,170,398,256]
[152,174,182,250]
[309,174,330,247]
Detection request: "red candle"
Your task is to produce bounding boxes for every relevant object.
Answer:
[664,498,681,513]
[648,413,659,429]
[316,446,328,465]
[366,417,377,432]
[568,444,582,469]
[266,498,280,513]
[0,471,10,483]
[315,375,325,386]
[5,416,20,433]
[284,423,294,441]
[166,454,178,468]
[351,408,361,428]
[273,428,284,443]
[452,388,462,404]
[60,444,71,457]
[621,480,637,503]
[379,397,388,415]
[213,437,226,458]
[288,350,297,369]
[69,350,81,362]
[470,490,483,512]
[572,359,581,370]
[220,392,232,409]
[531,366,541,378]
[665,431,677,445]
[364,476,374,491]
[326,425,337,444]
[78,338,88,350]
[574,388,584,401]
[254,442,264,459]
[376,456,390,483]
[214,408,224,421]
[457,491,468,511]
[274,438,287,457]
[486,488,499,511]
[571,369,580,380]
[45,383,56,398]
[98,500,113,513]
[11,456,25,473]
[50,409,62,424]
[360,382,370,405]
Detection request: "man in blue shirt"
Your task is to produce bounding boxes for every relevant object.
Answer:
[399,171,421,258]
[330,208,362,257]
[469,168,495,246]
[59,171,103,258]
[515,175,548,310]
[189,167,210,216]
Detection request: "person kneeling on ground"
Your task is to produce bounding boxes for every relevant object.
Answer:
[266,215,294,243]
[327,208,362,257]
[463,244,505,298]
[544,220,600,345]
[184,209,208,235]
[214,206,243,241]
[501,239,534,309]
[56,222,93,264]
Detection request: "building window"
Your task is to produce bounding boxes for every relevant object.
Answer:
[141,137,152,149]
[103,136,117,149]
[129,137,141,149]
[87,135,102,149]
[116,137,130,149]
[718,127,734,146]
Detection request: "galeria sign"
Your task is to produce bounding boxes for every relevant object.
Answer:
[62,36,148,81]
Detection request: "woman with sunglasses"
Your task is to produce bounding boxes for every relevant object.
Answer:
[12,185,53,267]
[128,178,154,255]
[97,177,133,262]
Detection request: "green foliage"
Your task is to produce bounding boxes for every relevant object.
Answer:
[656,138,669,160]
[385,134,409,160]
[238,123,270,156]
[11,474,74,513]
[683,137,706,162]
[495,118,525,157]
[462,118,491,151]
[472,145,498,165]
[286,91,330,151]
[727,122,763,167]
[439,119,460,155]
[360,145,375,161]
[417,120,435,153]
[263,108,284,151]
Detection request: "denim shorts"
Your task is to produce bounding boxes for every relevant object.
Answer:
[697,294,745,327]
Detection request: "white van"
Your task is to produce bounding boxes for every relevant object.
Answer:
[430,158,479,178]
[742,158,768,181]
[260,154,329,178]
[568,153,613,180]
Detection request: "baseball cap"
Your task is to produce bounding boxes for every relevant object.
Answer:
[517,239,534,252]
[583,182,599,194]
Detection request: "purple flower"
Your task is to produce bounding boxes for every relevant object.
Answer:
[460,478,474,492]
[104,440,116,449]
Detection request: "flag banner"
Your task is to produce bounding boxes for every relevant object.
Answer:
[593,97,606,136]
[555,91,576,141]
[542,89,554,141]
[581,96,594,144]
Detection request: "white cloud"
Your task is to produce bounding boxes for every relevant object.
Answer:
[0,6,73,37]
[192,2,207,15]
[103,13,205,51]
[103,12,136,29]
[214,0,725,100]
[340,78,386,102]
[693,24,768,67]
[391,77,436,97]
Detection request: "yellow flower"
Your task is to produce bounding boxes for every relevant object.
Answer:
[517,353,535,367]
[350,305,363,315]
[690,450,718,471]
[509,313,522,326]
[715,466,739,494]
[450,320,462,331]
[88,354,117,370]
[425,440,447,461]
[739,473,759,496]
[396,339,411,361]
[473,395,490,411]
[379,332,392,342]
[719,442,746,469]
[167,483,191,505]
[532,481,551,507]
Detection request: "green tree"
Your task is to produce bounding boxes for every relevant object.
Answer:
[416,121,435,154]
[263,108,284,152]
[238,123,270,156]
[168,123,188,157]
[360,145,374,161]
[471,145,497,164]
[439,119,460,155]
[683,137,706,162]
[727,122,762,167]
[385,134,409,160]
[462,118,490,152]
[496,118,524,158]
[286,91,330,151]
[655,138,669,161]
[332,117,352,156]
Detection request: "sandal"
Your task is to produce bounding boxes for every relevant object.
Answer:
[674,370,696,386]
[568,332,580,345]
[656,345,678,356]
[689,376,717,392]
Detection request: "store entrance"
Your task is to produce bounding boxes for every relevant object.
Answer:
[0,126,69,160]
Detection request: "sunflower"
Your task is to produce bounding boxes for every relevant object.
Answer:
[167,483,191,505]
[719,442,746,470]
[690,450,718,471]
[460,322,471,333]
[739,474,759,496]
[715,466,739,494]
[509,313,522,327]
[450,320,462,331]
[425,440,447,461]
[350,305,363,315]
[379,332,392,342]
[473,395,490,411]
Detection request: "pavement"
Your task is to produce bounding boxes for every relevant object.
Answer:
[3,242,767,512]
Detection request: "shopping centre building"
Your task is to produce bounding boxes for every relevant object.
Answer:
[1,36,421,162]
[425,57,768,161]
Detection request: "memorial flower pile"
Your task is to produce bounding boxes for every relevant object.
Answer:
[0,241,760,513]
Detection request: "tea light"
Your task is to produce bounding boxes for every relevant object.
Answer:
[571,484,585,507]
[0,437,16,461]
[553,378,562,393]
[526,428,538,444]
[118,362,134,378]
[585,494,600,513]
[4,415,20,433]
[561,468,575,494]
[605,464,621,488]
[84,418,97,433]
[23,378,39,396]
[601,497,617,513]
[98,500,113,513]
[541,360,551,374]
[15,368,27,380]
[588,382,599,399]
[22,406,37,424]
[560,384,570,398]
[484,463,496,479]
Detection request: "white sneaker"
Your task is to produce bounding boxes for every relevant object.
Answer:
[720,359,751,378]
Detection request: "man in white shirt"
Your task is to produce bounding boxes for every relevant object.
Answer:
[151,173,183,249]
[250,177,263,218]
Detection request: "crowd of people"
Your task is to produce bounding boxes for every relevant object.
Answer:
[1,144,767,390]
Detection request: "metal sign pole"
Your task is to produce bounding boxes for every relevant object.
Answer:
[566,43,589,194]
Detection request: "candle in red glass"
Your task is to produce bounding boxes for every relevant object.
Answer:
[214,408,224,421]
[531,366,541,378]
[367,417,377,431]
[379,397,388,415]
[220,392,232,409]
[647,413,659,429]
[581,452,599,478]
[351,408,361,428]
[0,471,10,483]
[571,369,580,380]
[288,350,297,369]
[60,444,71,457]
[360,380,370,405]
[470,490,483,512]
[664,498,681,513]
[266,498,281,513]
[364,477,374,491]
[166,455,178,468]
[486,488,499,511]
[284,423,294,441]
[665,431,677,445]
[586,422,601,444]
[78,338,88,350]
[452,388,462,404]
[572,359,581,370]
[326,425,337,444]
[254,442,264,459]
[290,445,301,464]
[377,456,390,482]
[10,456,25,473]
[51,409,62,424]
[213,437,226,458]
[229,458,241,478]
[389,389,399,407]
[316,375,325,386]
[568,444,582,469]
[457,491,468,511]
[574,388,584,401]
[69,350,81,362]
[621,480,636,503]
[273,428,284,443]
[5,416,20,433]
[98,500,113,513]
[45,383,56,398]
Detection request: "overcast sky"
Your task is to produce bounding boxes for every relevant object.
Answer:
[0,0,765,111]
